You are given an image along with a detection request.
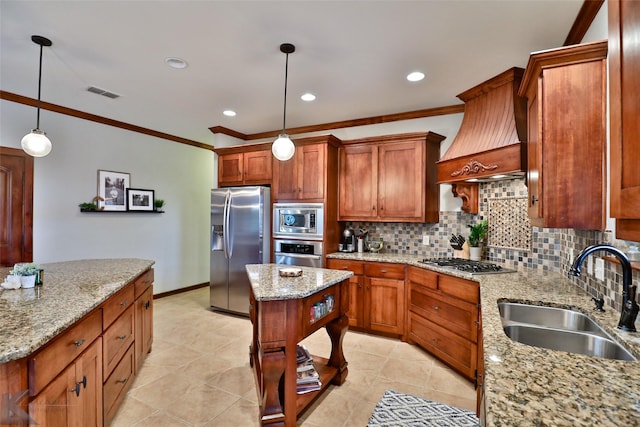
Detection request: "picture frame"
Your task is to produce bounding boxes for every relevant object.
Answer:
[126,188,155,211]
[98,170,130,211]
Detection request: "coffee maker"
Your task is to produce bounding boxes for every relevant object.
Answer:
[341,228,356,252]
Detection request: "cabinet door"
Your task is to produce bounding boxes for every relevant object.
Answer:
[135,285,153,372]
[346,275,364,328]
[272,154,298,200]
[610,0,640,240]
[377,141,424,221]
[244,150,272,184]
[365,277,404,335]
[29,364,76,426]
[75,338,103,427]
[338,144,377,220]
[298,144,325,200]
[218,153,244,186]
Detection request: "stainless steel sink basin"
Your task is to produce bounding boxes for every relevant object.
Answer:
[498,302,607,336]
[498,302,636,361]
[503,324,636,361]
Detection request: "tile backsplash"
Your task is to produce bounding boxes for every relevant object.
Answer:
[345,177,639,312]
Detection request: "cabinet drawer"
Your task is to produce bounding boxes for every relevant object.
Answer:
[102,284,134,329]
[327,259,364,275]
[103,344,135,425]
[409,284,478,342]
[407,266,438,290]
[438,275,479,304]
[408,313,476,379]
[134,268,154,299]
[103,305,134,379]
[28,309,102,396]
[364,262,405,279]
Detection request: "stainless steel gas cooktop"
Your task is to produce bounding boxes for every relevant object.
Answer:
[419,258,516,275]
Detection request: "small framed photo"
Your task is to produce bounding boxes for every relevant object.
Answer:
[127,188,155,211]
[98,170,130,211]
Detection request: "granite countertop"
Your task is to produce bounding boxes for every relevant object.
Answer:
[327,252,640,426]
[246,263,353,301]
[0,258,155,364]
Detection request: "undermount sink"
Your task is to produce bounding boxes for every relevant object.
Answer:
[498,302,636,361]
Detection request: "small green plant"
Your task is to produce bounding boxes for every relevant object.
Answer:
[154,199,165,211]
[78,202,98,211]
[11,262,41,276]
[468,219,488,247]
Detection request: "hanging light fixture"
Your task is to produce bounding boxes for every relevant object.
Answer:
[272,43,296,161]
[21,35,53,157]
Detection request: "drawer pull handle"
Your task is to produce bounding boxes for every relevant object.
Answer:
[74,339,85,347]
[380,270,387,273]
[70,382,81,397]
[79,375,87,390]
[432,306,439,311]
[145,300,151,309]
[116,378,127,385]
[432,338,439,344]
[117,335,127,340]
[120,301,128,307]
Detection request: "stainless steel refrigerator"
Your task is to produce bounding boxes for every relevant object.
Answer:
[210,186,270,315]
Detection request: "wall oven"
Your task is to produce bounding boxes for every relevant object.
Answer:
[274,239,324,268]
[273,203,324,240]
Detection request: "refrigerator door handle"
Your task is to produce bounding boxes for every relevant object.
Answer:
[223,191,231,260]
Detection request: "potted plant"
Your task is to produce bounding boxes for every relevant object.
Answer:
[468,219,488,261]
[78,202,98,212]
[10,262,41,288]
[154,199,165,212]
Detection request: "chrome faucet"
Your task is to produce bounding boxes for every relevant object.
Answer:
[570,244,638,332]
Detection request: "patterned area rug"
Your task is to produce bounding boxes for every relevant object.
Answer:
[367,389,480,427]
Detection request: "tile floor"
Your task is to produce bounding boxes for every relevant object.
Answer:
[111,287,476,426]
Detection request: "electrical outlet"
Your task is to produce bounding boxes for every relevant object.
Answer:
[595,258,605,281]
[587,256,593,275]
[569,248,575,262]
[422,235,430,245]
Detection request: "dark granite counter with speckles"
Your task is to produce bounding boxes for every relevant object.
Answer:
[0,259,154,364]
[327,252,640,426]
[246,264,353,301]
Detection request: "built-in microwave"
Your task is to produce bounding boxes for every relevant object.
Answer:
[273,203,324,240]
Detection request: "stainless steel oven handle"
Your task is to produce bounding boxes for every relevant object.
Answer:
[274,252,322,260]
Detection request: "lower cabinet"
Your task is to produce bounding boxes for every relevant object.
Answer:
[406,266,480,380]
[29,337,103,427]
[22,268,154,426]
[326,259,405,337]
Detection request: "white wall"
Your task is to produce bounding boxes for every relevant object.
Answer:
[1,100,214,294]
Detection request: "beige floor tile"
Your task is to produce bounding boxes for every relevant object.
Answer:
[112,287,477,426]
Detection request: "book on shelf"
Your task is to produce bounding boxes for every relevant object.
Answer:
[296,345,322,394]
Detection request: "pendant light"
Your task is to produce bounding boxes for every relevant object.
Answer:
[271,43,296,161]
[21,35,53,157]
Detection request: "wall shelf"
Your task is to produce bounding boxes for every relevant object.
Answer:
[80,210,164,214]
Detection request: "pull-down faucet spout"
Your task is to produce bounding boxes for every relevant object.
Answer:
[570,244,638,332]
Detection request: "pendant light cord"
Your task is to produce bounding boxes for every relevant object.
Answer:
[281,51,289,134]
[36,42,44,129]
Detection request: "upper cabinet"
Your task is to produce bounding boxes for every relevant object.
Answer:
[272,135,341,203]
[519,41,608,230]
[215,145,272,187]
[338,132,444,223]
[609,0,640,241]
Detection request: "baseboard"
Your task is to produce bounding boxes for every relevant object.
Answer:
[153,282,209,299]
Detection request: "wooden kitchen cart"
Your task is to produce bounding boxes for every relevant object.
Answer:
[247,265,351,427]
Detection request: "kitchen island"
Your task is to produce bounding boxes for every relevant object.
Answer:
[246,264,353,427]
[326,252,640,426]
[0,258,155,425]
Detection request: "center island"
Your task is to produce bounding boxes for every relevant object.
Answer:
[245,264,353,427]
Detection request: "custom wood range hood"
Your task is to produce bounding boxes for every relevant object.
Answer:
[437,67,527,213]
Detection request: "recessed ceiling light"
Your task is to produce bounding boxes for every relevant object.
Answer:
[301,93,316,102]
[223,110,236,117]
[407,71,425,82]
[165,57,188,69]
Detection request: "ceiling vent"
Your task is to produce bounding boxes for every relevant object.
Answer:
[437,67,527,183]
[87,86,120,99]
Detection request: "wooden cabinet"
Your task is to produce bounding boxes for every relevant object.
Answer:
[326,259,405,337]
[609,0,640,241]
[519,41,608,229]
[29,337,103,427]
[338,132,444,223]
[273,141,327,201]
[406,266,479,380]
[134,284,153,372]
[216,147,272,187]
